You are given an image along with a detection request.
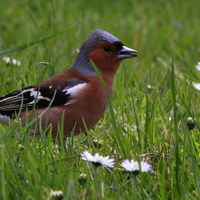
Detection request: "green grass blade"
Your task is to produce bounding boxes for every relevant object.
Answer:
[171,57,181,197]
[91,61,127,158]
[0,145,6,200]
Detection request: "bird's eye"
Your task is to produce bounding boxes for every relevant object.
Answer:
[103,45,110,52]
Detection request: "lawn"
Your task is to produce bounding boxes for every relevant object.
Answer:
[0,0,200,199]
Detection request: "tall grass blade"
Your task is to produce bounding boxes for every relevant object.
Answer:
[91,61,127,157]
[171,57,181,196]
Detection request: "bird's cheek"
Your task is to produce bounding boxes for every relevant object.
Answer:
[87,50,108,67]
[87,51,122,72]
[87,50,102,63]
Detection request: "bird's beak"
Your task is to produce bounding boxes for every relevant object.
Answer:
[117,46,138,60]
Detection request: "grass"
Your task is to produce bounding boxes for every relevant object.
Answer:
[0,0,200,199]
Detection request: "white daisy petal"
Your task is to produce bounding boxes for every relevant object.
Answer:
[122,159,151,172]
[122,159,134,171]
[3,57,21,66]
[12,59,17,65]
[3,57,11,64]
[140,161,151,172]
[81,151,115,168]
[192,82,200,91]
[50,189,63,199]
[81,151,94,161]
[195,62,200,71]
[17,61,21,66]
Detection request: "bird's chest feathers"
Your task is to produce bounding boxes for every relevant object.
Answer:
[67,74,113,121]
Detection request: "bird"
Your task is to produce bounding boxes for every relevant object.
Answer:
[0,29,138,139]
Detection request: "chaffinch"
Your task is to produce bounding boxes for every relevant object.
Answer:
[0,29,138,138]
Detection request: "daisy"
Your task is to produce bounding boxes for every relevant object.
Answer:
[195,62,200,71]
[49,189,63,200]
[12,59,17,65]
[81,151,115,168]
[192,82,200,91]
[121,159,151,173]
[3,56,10,64]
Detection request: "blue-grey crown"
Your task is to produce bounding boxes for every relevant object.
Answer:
[72,29,121,76]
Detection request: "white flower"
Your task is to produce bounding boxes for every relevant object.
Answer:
[12,59,21,66]
[12,59,17,65]
[140,161,152,172]
[3,57,20,66]
[3,56,10,64]
[195,62,200,71]
[147,85,152,89]
[192,82,200,91]
[81,151,115,168]
[121,159,151,172]
[49,189,63,200]
[17,61,21,66]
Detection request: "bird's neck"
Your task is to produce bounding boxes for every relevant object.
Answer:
[72,54,102,76]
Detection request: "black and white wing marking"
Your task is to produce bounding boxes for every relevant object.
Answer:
[0,78,87,119]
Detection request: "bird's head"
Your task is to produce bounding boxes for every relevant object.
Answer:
[72,29,138,75]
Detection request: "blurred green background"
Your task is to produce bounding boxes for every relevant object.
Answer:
[1,0,199,90]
